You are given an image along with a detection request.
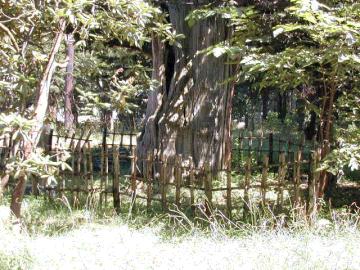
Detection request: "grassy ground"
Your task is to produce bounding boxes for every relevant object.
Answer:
[0,197,359,270]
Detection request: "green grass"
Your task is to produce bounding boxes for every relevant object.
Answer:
[0,197,359,270]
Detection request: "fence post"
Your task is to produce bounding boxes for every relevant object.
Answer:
[238,130,243,171]
[258,130,264,163]
[175,154,182,208]
[226,168,232,218]
[160,154,167,211]
[243,155,251,218]
[308,148,321,218]
[261,155,269,206]
[189,157,195,216]
[100,127,107,208]
[130,141,137,206]
[87,141,93,192]
[75,131,85,207]
[113,143,120,213]
[269,133,274,165]
[277,152,286,210]
[204,161,212,216]
[293,150,302,208]
[83,141,88,195]
[146,151,153,210]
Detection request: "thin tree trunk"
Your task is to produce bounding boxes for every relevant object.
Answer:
[64,33,76,133]
[318,83,336,198]
[10,18,66,219]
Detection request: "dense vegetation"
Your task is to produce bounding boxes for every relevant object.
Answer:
[0,1,359,269]
[0,0,359,224]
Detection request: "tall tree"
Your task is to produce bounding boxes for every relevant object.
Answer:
[138,1,235,174]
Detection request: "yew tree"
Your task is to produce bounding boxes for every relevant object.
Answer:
[138,0,236,173]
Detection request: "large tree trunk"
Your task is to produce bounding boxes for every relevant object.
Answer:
[10,19,66,219]
[138,2,235,174]
[64,33,76,133]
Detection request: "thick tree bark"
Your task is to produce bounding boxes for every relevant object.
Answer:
[138,1,235,174]
[10,19,66,219]
[64,33,76,133]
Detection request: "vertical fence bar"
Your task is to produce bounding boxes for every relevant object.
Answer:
[87,141,93,191]
[100,128,107,208]
[175,154,182,208]
[57,135,64,198]
[70,138,77,205]
[189,157,195,216]
[248,131,253,157]
[204,161,212,216]
[226,168,232,218]
[259,130,264,163]
[261,155,269,206]
[130,139,137,206]
[308,148,321,217]
[113,142,120,213]
[104,130,109,205]
[243,155,251,217]
[75,131,85,206]
[277,152,286,210]
[238,130,243,172]
[160,154,167,211]
[293,150,302,208]
[269,133,274,165]
[83,141,88,195]
[146,151,153,210]
[111,131,116,203]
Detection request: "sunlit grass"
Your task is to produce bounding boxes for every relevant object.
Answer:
[0,197,359,270]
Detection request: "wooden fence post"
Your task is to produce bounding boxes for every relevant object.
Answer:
[261,155,269,206]
[277,152,286,210]
[100,128,107,208]
[238,130,243,171]
[189,157,195,216]
[293,150,302,208]
[130,142,137,206]
[243,155,251,217]
[146,151,153,210]
[113,143,120,213]
[175,154,182,208]
[160,154,167,211]
[83,142,88,194]
[87,141,94,191]
[226,168,232,218]
[76,132,84,202]
[308,148,321,217]
[269,133,274,165]
[204,161,212,216]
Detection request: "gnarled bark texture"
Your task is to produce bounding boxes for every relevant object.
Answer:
[138,1,234,174]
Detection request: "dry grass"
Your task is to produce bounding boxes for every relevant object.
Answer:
[0,199,360,270]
